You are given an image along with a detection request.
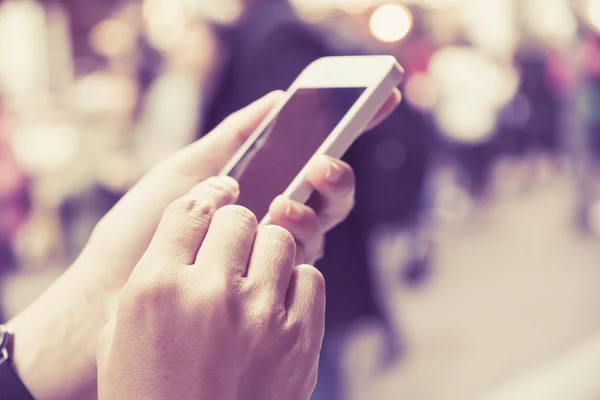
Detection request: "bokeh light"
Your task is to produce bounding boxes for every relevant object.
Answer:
[428,46,519,143]
[13,122,79,176]
[404,73,438,111]
[458,0,517,60]
[422,0,463,10]
[290,0,332,22]
[335,0,372,14]
[71,72,138,115]
[143,0,187,50]
[588,0,600,32]
[436,102,496,143]
[524,0,577,46]
[369,4,412,43]
[0,0,47,104]
[375,138,407,171]
[90,19,136,58]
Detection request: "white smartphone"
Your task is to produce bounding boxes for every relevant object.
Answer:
[220,55,404,224]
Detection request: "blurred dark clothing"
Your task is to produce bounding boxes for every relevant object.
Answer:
[500,52,561,156]
[0,113,29,272]
[436,50,563,198]
[203,1,429,330]
[0,109,30,321]
[204,2,326,130]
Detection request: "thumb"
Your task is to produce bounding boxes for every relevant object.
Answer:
[96,318,116,399]
[97,317,117,370]
[174,90,284,177]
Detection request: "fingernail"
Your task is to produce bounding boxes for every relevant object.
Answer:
[326,161,343,184]
[285,201,304,222]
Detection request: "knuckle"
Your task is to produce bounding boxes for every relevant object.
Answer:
[304,238,325,264]
[345,164,356,185]
[348,196,357,213]
[193,276,242,319]
[304,209,319,230]
[316,239,326,261]
[325,199,355,230]
[261,225,296,252]
[286,320,322,355]
[166,196,215,222]
[197,274,241,309]
[201,275,232,299]
[299,265,326,297]
[216,205,258,231]
[335,160,355,183]
[202,176,238,198]
[222,109,243,127]
[248,302,287,329]
[128,273,181,309]
[219,115,248,147]
[300,324,325,354]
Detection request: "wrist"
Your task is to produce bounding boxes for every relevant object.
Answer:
[6,256,116,400]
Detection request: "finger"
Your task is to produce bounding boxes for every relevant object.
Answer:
[177,91,285,177]
[366,89,402,131]
[268,196,319,248]
[245,225,296,305]
[305,156,356,231]
[293,239,326,267]
[268,196,325,263]
[143,176,240,266]
[285,265,326,350]
[195,205,258,278]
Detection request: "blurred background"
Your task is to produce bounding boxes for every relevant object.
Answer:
[2,0,600,398]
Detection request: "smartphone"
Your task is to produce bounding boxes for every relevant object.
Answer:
[220,55,404,224]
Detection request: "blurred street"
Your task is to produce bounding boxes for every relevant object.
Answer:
[345,159,600,399]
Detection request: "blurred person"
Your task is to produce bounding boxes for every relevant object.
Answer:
[494,47,562,161]
[200,2,430,397]
[0,101,30,312]
[58,19,220,261]
[133,19,221,174]
[1,91,399,399]
[440,44,562,199]
[340,152,600,400]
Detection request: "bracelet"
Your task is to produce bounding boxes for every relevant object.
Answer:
[0,325,35,400]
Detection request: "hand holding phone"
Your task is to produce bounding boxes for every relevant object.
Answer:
[221,56,404,225]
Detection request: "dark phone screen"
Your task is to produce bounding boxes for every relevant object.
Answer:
[228,87,366,221]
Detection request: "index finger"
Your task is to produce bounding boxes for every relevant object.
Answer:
[304,156,356,231]
[366,88,402,131]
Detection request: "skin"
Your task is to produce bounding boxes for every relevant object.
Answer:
[6,89,400,400]
[98,178,326,400]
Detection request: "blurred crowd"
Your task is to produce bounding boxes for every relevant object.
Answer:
[3,0,600,398]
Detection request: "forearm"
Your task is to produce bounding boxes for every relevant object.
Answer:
[6,252,115,400]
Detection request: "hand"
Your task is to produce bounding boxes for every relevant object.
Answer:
[264,89,402,264]
[7,89,400,400]
[88,88,400,281]
[98,177,325,400]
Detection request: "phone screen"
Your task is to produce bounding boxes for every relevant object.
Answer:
[227,87,366,221]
